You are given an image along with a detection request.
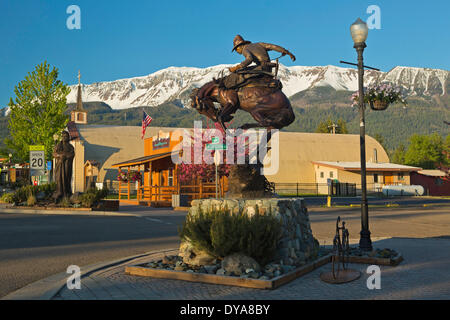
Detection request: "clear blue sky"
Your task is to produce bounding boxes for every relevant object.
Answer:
[1,0,449,108]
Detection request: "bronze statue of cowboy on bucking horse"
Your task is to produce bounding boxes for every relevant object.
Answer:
[190,35,296,132]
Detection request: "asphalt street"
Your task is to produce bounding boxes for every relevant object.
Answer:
[303,196,450,207]
[0,208,187,298]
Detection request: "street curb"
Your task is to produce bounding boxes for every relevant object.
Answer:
[0,208,138,217]
[1,248,177,300]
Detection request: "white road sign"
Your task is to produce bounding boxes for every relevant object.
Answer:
[29,146,45,170]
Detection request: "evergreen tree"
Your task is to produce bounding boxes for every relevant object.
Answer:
[404,133,445,169]
[5,62,70,161]
[315,117,348,134]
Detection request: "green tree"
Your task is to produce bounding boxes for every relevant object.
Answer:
[315,117,348,134]
[5,62,70,161]
[443,135,450,166]
[404,133,445,169]
[391,143,406,164]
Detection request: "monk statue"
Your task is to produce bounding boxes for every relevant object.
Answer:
[53,131,75,202]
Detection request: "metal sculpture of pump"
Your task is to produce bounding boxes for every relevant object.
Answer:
[320,216,361,284]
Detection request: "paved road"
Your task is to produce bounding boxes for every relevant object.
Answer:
[303,196,450,207]
[307,205,450,244]
[0,207,187,298]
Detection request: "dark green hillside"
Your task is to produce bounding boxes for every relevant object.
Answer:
[1,87,448,155]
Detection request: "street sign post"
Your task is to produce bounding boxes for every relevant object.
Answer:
[214,150,221,199]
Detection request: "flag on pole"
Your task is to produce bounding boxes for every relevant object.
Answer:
[142,110,153,139]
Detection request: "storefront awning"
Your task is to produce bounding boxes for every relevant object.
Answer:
[112,151,180,168]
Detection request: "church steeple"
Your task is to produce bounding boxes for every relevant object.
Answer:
[71,70,87,124]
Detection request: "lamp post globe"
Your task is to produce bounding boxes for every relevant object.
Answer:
[350,18,369,45]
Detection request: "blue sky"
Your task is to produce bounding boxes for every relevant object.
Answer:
[1,0,449,107]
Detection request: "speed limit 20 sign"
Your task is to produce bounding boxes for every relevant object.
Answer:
[29,145,45,170]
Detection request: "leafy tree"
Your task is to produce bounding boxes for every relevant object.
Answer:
[404,133,445,169]
[315,117,348,134]
[391,143,406,164]
[5,62,70,161]
[444,135,450,165]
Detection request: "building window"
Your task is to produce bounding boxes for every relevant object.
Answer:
[374,174,379,183]
[398,173,405,180]
[77,113,84,122]
[320,172,324,178]
[329,172,333,178]
[168,168,173,186]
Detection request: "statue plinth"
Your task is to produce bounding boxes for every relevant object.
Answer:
[181,198,320,267]
[225,163,274,199]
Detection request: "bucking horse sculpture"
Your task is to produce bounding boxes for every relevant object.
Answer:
[190,35,296,132]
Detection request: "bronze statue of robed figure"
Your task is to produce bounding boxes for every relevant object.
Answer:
[53,131,75,202]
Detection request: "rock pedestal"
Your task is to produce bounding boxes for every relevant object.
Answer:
[180,198,319,267]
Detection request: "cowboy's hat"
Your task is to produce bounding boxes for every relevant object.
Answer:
[232,34,251,52]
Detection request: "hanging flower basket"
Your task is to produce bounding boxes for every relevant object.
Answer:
[369,100,389,111]
[351,82,407,110]
[117,172,128,182]
[130,171,142,182]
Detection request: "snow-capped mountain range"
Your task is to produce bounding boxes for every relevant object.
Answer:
[66,64,448,110]
[0,64,431,112]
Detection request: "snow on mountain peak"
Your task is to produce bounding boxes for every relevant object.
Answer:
[67,64,449,109]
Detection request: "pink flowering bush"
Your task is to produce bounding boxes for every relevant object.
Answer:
[178,130,231,183]
[351,83,407,107]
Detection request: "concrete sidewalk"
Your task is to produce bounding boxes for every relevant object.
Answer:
[6,237,449,300]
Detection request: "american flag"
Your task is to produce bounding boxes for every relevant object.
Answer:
[141,110,153,139]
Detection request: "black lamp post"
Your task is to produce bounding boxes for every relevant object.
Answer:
[350,18,373,252]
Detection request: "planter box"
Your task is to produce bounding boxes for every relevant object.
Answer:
[125,252,404,290]
[125,255,332,290]
[345,253,404,266]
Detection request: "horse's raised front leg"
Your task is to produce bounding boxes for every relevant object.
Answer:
[218,89,239,124]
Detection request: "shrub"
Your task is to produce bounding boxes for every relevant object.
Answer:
[179,209,215,255]
[27,194,37,206]
[79,187,108,208]
[179,207,282,266]
[60,196,71,208]
[13,185,39,203]
[11,183,56,204]
[80,192,97,208]
[39,182,56,198]
[0,193,15,203]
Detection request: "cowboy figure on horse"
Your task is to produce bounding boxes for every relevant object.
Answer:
[224,34,296,89]
[191,35,296,131]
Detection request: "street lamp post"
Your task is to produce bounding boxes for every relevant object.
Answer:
[350,18,373,252]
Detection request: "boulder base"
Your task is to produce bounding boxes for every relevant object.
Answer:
[179,198,319,267]
[221,253,261,276]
